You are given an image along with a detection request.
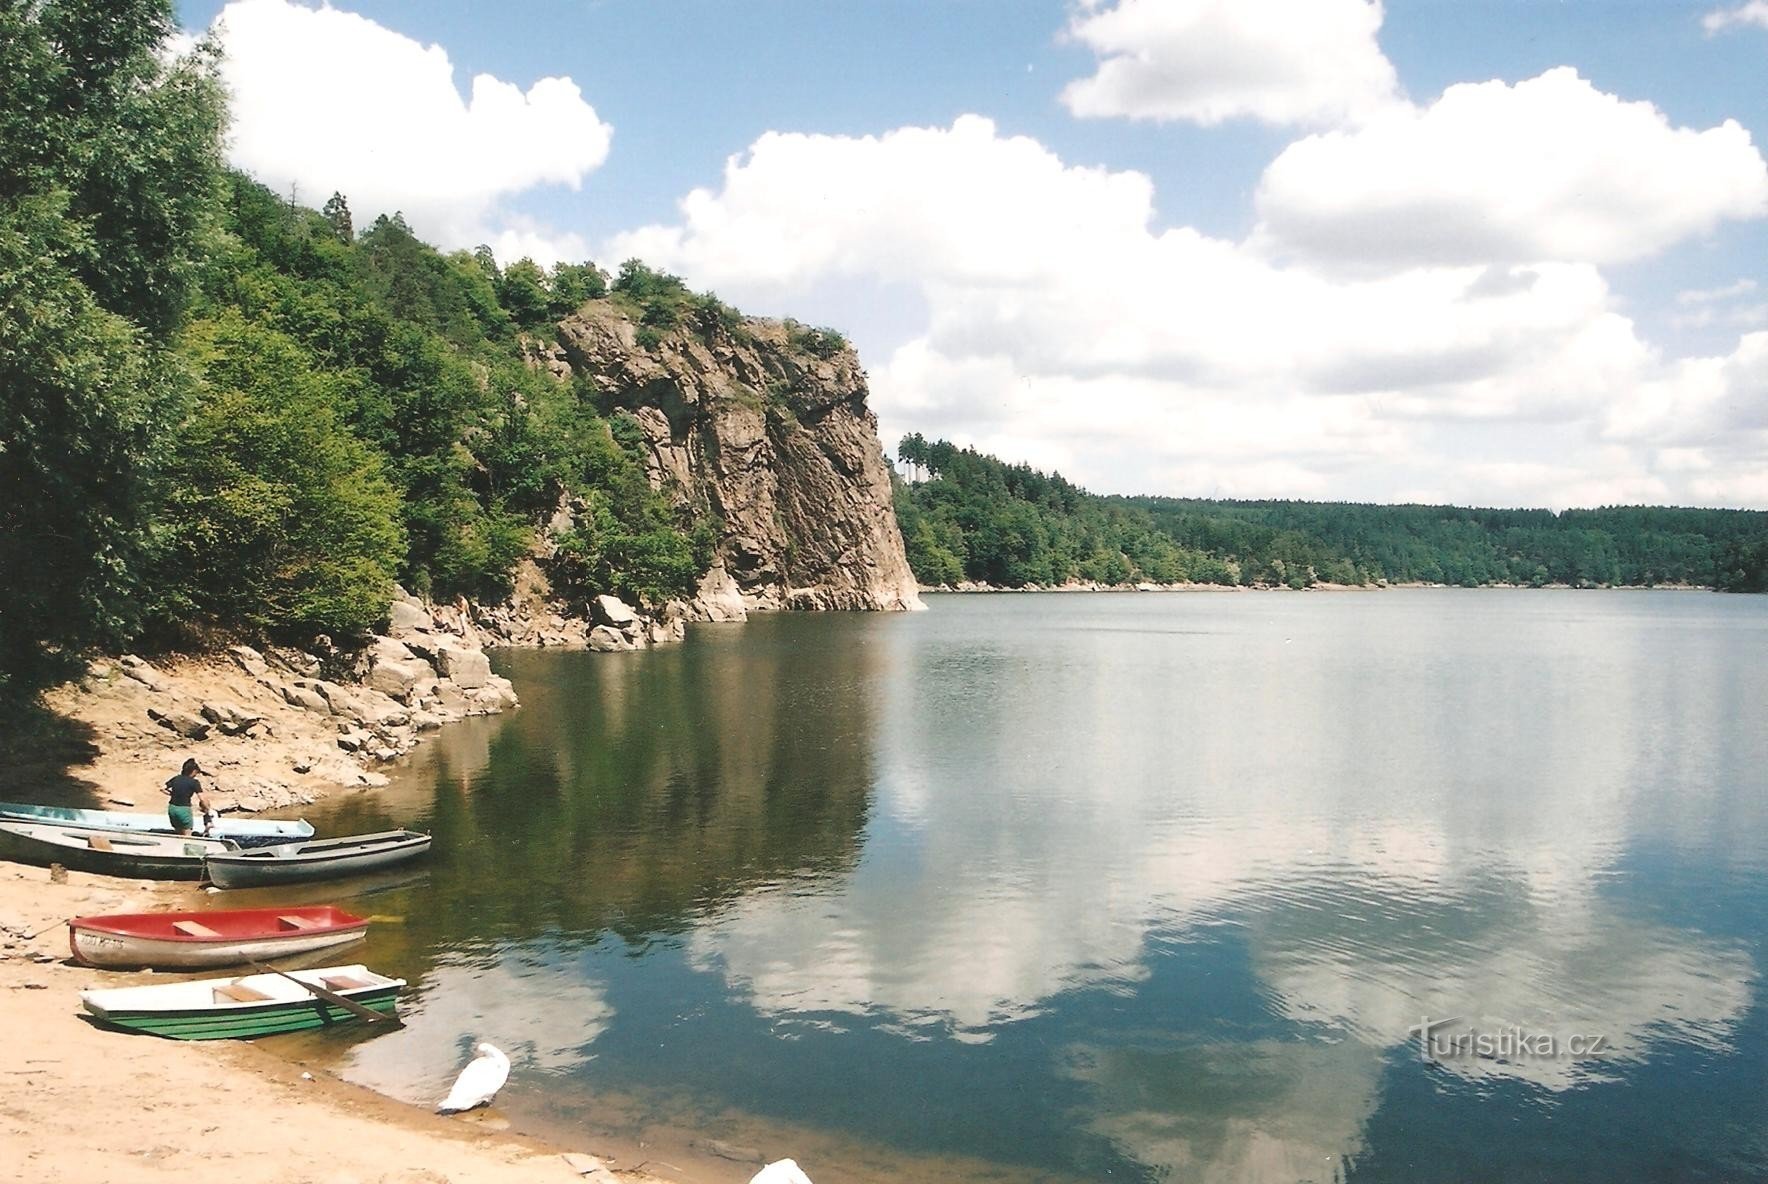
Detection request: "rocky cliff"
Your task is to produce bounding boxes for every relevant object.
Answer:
[536,302,923,621]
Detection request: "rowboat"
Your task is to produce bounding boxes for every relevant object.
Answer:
[0,801,312,846]
[0,820,237,880]
[204,829,432,889]
[69,905,369,969]
[80,964,404,1039]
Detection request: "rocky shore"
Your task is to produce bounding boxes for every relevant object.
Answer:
[43,587,521,813]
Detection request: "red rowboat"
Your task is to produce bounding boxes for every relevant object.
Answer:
[69,905,369,969]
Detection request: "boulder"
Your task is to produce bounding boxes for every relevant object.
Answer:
[199,701,262,736]
[147,706,211,740]
[434,642,491,689]
[336,729,371,753]
[280,684,331,714]
[119,655,169,692]
[369,635,415,664]
[227,645,269,677]
[591,594,640,628]
[587,625,630,652]
[365,647,435,703]
[353,689,410,728]
[693,565,749,623]
[387,599,431,636]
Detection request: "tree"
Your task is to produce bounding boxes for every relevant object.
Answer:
[321,191,353,243]
[0,0,225,696]
[495,257,549,329]
[547,261,607,318]
[148,313,405,640]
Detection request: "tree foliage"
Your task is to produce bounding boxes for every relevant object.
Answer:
[0,0,225,695]
[147,313,405,641]
[895,437,1768,592]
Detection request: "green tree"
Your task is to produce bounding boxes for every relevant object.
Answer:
[496,257,549,329]
[0,0,225,695]
[321,191,353,243]
[149,313,405,640]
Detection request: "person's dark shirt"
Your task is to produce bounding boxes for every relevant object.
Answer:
[165,774,202,807]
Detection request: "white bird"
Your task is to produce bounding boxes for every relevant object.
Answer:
[749,1160,815,1184]
[436,1041,510,1114]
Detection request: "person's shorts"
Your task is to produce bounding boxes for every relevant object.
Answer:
[167,805,194,831]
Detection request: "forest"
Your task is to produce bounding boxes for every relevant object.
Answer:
[894,435,1768,593]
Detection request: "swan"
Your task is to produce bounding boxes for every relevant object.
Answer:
[436,1041,510,1114]
[749,1160,815,1184]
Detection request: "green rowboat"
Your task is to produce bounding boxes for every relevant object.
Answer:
[80,963,404,1039]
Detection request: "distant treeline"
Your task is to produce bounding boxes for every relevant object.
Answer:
[894,436,1768,593]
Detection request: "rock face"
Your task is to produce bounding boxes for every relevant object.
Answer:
[550,303,924,619]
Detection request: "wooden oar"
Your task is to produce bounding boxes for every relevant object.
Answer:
[241,957,402,1027]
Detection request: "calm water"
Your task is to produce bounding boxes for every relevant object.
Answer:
[270,591,1768,1182]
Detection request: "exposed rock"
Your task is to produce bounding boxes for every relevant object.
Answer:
[386,599,431,636]
[276,684,328,714]
[146,706,210,740]
[432,641,490,689]
[119,655,169,692]
[587,625,631,653]
[554,302,923,616]
[227,644,270,677]
[649,614,687,646]
[692,565,749,623]
[591,595,640,627]
[365,655,432,703]
[267,647,322,677]
[199,701,262,736]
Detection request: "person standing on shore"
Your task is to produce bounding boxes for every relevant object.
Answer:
[162,758,214,836]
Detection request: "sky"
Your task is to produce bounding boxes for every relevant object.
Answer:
[171,0,1768,510]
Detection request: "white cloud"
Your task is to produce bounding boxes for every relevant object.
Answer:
[1255,68,1768,270]
[1677,278,1759,305]
[1704,1,1768,32]
[208,0,610,264]
[612,115,1768,505]
[1060,0,1401,127]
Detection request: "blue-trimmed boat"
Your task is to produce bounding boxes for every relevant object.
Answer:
[0,801,312,846]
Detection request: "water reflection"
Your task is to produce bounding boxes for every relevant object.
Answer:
[300,592,1768,1183]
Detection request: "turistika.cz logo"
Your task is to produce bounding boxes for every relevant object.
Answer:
[1409,1016,1610,1062]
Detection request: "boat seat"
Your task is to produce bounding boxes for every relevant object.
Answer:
[320,975,370,991]
[86,834,113,851]
[277,915,319,930]
[214,981,274,1003]
[171,920,221,938]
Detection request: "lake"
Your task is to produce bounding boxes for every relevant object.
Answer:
[276,590,1768,1182]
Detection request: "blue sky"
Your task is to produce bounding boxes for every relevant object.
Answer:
[175,1,1768,508]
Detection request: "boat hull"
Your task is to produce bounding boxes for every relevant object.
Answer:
[80,964,404,1040]
[0,822,229,880]
[0,802,311,846]
[69,912,368,969]
[204,830,431,889]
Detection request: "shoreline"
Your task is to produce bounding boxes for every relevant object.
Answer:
[0,862,678,1184]
[0,860,782,1184]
